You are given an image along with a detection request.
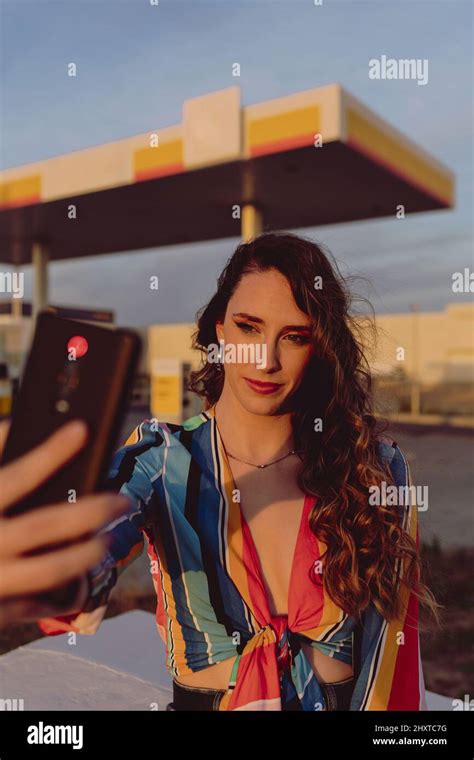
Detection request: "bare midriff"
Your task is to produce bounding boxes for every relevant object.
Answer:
[174,641,353,690]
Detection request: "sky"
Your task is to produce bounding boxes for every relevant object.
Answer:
[0,0,473,327]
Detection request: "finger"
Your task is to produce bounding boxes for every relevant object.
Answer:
[0,420,11,457]
[0,419,88,511]
[0,492,131,558]
[0,534,110,599]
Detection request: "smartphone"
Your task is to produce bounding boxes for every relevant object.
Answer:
[0,310,142,608]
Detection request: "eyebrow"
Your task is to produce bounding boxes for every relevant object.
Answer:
[232,312,311,331]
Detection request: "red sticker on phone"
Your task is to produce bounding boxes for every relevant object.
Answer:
[67,335,89,358]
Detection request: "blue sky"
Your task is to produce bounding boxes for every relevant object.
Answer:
[1,0,472,326]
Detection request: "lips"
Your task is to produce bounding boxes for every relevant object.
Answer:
[243,377,283,395]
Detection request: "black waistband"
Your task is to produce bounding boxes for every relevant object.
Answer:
[169,678,227,711]
[320,676,355,711]
[167,675,356,711]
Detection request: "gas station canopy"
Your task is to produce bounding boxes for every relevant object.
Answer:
[0,83,454,266]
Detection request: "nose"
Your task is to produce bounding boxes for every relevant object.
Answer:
[258,337,281,372]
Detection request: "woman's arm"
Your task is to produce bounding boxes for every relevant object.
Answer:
[379,440,427,710]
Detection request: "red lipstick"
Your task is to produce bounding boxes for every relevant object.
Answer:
[243,377,283,395]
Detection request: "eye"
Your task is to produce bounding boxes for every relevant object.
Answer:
[236,321,257,334]
[285,334,311,345]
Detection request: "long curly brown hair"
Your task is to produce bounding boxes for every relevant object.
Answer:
[189,231,441,628]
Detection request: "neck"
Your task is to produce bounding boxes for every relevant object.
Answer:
[213,384,295,463]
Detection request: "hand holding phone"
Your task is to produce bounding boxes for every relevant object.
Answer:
[0,311,141,615]
[0,419,130,626]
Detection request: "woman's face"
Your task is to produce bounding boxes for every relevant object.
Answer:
[215,268,314,415]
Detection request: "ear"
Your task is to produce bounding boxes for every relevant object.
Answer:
[215,321,224,343]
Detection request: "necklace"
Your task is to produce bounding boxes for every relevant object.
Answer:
[225,447,298,469]
[214,405,299,468]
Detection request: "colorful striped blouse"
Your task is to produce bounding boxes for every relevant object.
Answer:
[38,403,427,711]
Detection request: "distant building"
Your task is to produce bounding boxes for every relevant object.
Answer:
[373,303,474,384]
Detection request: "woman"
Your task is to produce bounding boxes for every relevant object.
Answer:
[37,231,440,711]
